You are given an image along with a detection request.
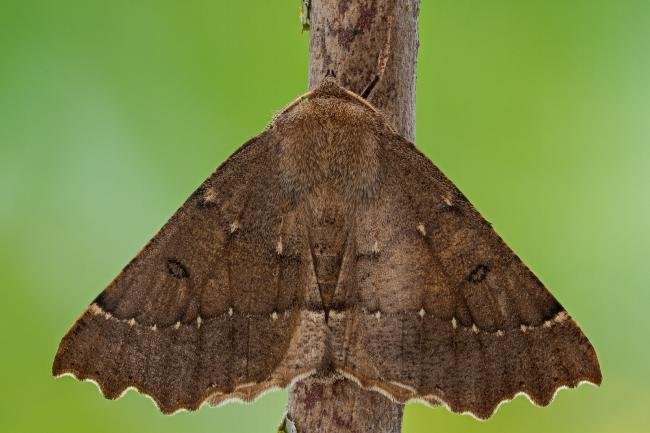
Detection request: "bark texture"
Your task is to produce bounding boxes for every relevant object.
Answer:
[308,0,420,140]
[288,374,404,433]
[288,1,420,432]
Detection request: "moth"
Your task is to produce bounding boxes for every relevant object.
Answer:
[53,78,601,420]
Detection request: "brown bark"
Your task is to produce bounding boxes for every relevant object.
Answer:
[287,1,420,432]
[287,374,404,433]
[307,0,420,140]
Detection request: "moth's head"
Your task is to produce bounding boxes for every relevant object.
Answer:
[270,77,389,151]
[272,77,388,134]
[308,77,364,103]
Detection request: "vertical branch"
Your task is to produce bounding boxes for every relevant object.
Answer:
[287,374,404,433]
[286,1,421,432]
[308,0,420,140]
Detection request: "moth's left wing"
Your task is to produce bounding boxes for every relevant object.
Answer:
[53,131,325,413]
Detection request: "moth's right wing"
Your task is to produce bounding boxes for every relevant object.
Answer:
[332,133,601,419]
[53,131,325,414]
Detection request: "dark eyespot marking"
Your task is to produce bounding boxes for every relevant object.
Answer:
[468,264,489,283]
[355,251,379,261]
[166,258,189,279]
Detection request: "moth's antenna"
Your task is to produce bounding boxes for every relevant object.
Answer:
[361,76,379,99]
[361,14,393,100]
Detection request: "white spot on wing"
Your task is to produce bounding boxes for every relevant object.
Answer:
[271,311,278,321]
[451,317,458,329]
[203,187,217,204]
[417,223,426,236]
[418,308,425,318]
[276,240,283,255]
[555,311,569,323]
[230,221,240,233]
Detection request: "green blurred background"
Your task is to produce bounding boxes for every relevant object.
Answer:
[1,1,648,432]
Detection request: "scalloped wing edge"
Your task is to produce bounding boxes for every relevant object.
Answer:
[53,368,318,415]
[337,368,601,421]
[53,363,600,420]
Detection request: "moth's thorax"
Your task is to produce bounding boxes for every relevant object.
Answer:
[274,95,382,203]
[272,93,385,316]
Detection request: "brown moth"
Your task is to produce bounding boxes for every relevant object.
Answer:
[53,78,601,420]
